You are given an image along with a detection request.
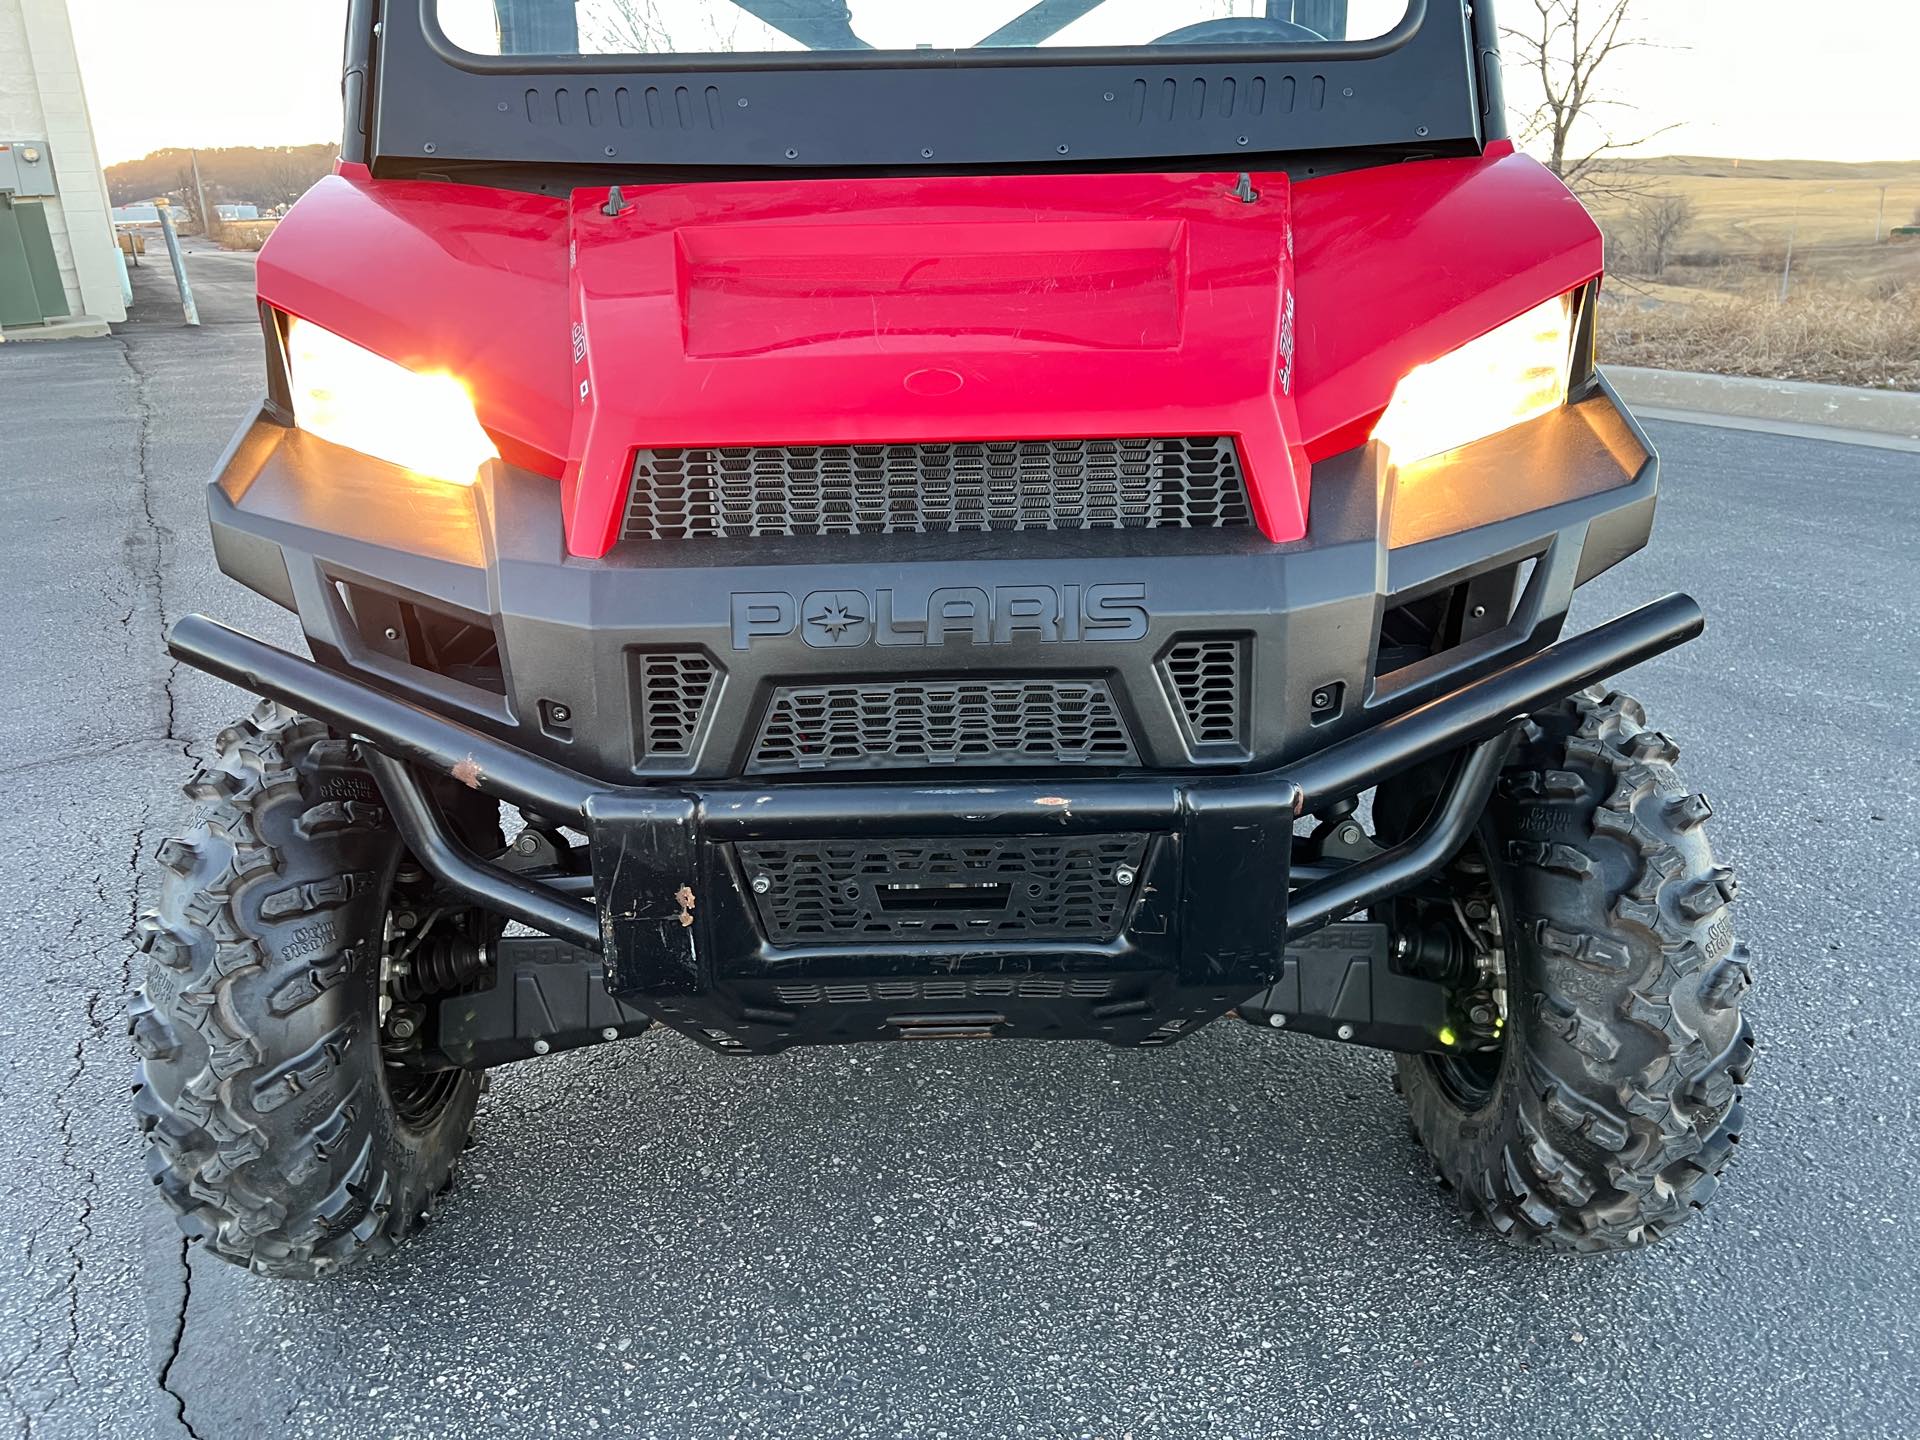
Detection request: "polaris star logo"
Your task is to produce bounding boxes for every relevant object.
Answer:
[730,584,1148,650]
[803,591,872,647]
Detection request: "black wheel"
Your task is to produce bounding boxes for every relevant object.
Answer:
[131,702,497,1277]
[1382,688,1754,1251]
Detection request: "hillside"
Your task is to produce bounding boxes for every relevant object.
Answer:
[106,144,339,212]
[1587,157,1920,255]
[1627,156,1920,184]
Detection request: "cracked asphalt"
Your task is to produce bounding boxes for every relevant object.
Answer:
[1,248,1916,1439]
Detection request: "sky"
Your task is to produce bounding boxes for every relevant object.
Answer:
[65,0,1919,169]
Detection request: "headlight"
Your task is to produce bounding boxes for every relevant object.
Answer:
[1371,293,1577,466]
[284,317,496,485]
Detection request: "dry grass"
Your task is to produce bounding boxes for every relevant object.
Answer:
[217,220,277,252]
[1577,157,1920,390]
[1599,281,1920,391]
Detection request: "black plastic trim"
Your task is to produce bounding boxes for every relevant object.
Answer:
[203,385,1655,789]
[417,0,1431,72]
[370,0,1481,171]
[342,0,381,165]
[1469,0,1505,142]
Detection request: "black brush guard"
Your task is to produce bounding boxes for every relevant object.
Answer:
[167,594,1703,1053]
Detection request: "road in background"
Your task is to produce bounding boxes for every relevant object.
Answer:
[1,251,1916,1439]
[119,230,263,330]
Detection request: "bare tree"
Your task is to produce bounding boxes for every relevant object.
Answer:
[1631,193,1694,277]
[584,0,672,53]
[172,165,201,227]
[260,148,327,209]
[1502,0,1674,195]
[583,0,752,55]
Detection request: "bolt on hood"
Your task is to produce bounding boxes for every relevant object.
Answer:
[560,171,1305,555]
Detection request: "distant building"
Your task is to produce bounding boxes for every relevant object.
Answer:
[113,202,160,224]
[0,0,125,337]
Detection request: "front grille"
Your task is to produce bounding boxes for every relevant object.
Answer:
[1160,636,1248,754]
[622,438,1252,540]
[738,835,1149,944]
[749,679,1136,774]
[634,650,717,759]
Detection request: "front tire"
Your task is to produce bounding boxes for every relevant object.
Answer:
[1390,688,1755,1251]
[131,703,482,1277]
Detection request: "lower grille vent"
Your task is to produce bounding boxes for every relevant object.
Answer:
[750,679,1136,773]
[622,438,1252,540]
[1160,637,1248,755]
[739,835,1149,944]
[634,650,718,760]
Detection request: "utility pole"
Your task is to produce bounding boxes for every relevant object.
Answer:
[156,206,200,326]
[1877,185,1887,244]
[495,0,578,52]
[190,149,216,240]
[1779,186,1837,302]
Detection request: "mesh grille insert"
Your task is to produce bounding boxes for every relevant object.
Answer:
[739,835,1149,944]
[623,438,1252,540]
[635,650,717,759]
[750,679,1136,774]
[1161,637,1247,752]
[773,977,1116,1006]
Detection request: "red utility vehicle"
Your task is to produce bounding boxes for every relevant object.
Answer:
[133,0,1752,1276]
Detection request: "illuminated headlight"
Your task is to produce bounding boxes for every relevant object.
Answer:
[1371,293,1577,466]
[284,317,496,485]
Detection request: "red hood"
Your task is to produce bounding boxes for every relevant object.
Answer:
[562,172,1302,554]
[260,153,1600,559]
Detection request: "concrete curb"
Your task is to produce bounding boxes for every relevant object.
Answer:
[0,315,113,342]
[1604,366,1920,443]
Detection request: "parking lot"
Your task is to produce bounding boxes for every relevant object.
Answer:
[1,252,1916,1438]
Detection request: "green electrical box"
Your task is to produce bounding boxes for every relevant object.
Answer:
[0,195,70,327]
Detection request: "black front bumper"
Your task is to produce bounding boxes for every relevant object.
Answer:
[206,382,1660,789]
[168,595,1701,1053]
[187,376,1684,1052]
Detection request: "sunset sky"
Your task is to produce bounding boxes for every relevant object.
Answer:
[65,0,1918,169]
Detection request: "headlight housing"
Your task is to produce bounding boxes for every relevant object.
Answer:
[283,317,496,486]
[1371,292,1578,466]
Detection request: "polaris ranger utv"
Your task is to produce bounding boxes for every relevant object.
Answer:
[132,0,1753,1276]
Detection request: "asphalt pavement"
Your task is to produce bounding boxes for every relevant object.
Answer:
[0,250,1916,1439]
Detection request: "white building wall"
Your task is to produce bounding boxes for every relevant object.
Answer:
[0,0,125,324]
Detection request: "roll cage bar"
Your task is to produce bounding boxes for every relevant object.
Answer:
[343,0,1506,176]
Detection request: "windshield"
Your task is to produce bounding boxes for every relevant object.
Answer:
[436,1,1414,58]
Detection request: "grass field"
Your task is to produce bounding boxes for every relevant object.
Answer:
[1583,157,1920,389]
[1566,157,1912,389]
[1588,156,1920,252]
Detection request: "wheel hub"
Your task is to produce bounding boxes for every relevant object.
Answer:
[1393,844,1510,1109]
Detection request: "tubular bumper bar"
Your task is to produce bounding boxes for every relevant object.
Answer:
[167,593,1704,954]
